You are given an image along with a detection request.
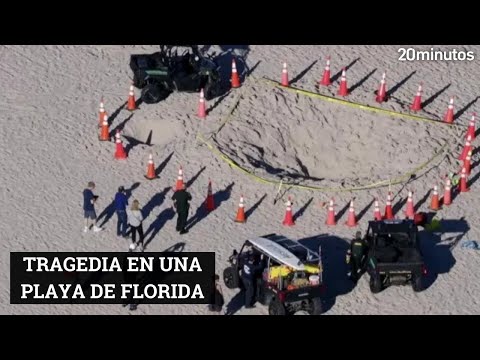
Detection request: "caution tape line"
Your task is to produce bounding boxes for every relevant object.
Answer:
[197,132,450,192]
[207,78,255,140]
[259,77,467,129]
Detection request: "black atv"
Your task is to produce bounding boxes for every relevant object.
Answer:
[130,45,222,104]
[364,220,428,293]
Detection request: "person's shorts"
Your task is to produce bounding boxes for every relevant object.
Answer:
[84,210,97,219]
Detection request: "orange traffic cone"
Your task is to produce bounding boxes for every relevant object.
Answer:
[383,192,395,220]
[467,113,476,140]
[325,198,336,226]
[175,166,184,191]
[404,191,415,219]
[127,84,137,111]
[443,177,452,206]
[459,167,469,192]
[345,200,357,227]
[464,150,472,175]
[281,62,289,87]
[430,185,440,210]
[231,58,241,88]
[459,135,472,161]
[205,180,215,212]
[338,68,349,96]
[145,153,157,180]
[98,98,107,127]
[198,89,206,118]
[235,195,246,223]
[99,114,110,141]
[444,96,455,124]
[114,130,128,159]
[410,83,423,111]
[319,56,332,86]
[282,197,295,226]
[375,72,387,103]
[373,199,382,221]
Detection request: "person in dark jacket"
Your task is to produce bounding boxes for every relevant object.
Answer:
[241,254,262,308]
[208,274,224,313]
[347,231,367,282]
[171,184,192,234]
[115,186,129,238]
[83,181,102,233]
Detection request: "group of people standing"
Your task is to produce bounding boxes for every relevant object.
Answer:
[82,182,193,252]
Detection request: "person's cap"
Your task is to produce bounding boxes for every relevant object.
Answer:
[118,186,125,192]
[355,231,362,238]
[88,181,95,188]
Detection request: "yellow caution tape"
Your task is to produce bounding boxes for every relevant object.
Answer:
[197,133,450,192]
[196,77,457,193]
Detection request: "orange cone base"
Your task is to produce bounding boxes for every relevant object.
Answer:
[345,219,357,227]
[235,209,246,223]
[127,99,137,111]
[283,214,295,226]
[206,197,215,212]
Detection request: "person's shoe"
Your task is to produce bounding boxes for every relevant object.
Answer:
[139,243,144,252]
[93,226,103,232]
[176,227,181,232]
[245,305,256,309]
[84,226,89,233]
[129,243,136,252]
[129,304,137,311]
[179,229,189,235]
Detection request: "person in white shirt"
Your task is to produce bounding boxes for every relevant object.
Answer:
[126,199,145,252]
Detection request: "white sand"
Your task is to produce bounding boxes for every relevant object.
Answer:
[1,45,479,315]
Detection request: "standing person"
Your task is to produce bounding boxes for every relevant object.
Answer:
[348,231,367,282]
[126,200,145,252]
[241,254,261,309]
[171,184,192,234]
[208,274,224,313]
[83,181,102,233]
[115,186,129,238]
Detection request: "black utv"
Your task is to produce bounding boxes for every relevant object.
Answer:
[130,45,222,104]
[364,220,428,293]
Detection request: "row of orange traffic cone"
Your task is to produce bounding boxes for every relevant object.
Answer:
[283,173,474,228]
[280,59,475,124]
[98,85,137,128]
[142,153,476,226]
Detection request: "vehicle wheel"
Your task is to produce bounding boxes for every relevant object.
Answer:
[204,80,221,100]
[141,83,170,104]
[223,267,239,289]
[268,298,287,316]
[307,298,323,315]
[412,275,424,292]
[132,73,146,89]
[370,275,383,294]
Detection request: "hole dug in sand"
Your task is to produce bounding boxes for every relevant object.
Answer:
[214,88,452,188]
[129,116,185,147]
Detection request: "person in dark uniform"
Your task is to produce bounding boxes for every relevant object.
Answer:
[241,254,262,308]
[208,274,224,313]
[348,231,367,282]
[171,184,192,234]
